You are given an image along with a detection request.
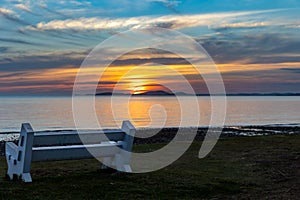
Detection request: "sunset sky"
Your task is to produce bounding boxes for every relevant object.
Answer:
[0,0,300,95]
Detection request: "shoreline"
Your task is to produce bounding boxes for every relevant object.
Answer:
[0,125,299,156]
[1,124,299,137]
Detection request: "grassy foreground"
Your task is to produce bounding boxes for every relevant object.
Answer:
[0,135,299,199]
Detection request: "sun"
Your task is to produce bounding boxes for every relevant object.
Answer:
[132,86,146,95]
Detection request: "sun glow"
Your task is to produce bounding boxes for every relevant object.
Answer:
[132,86,146,94]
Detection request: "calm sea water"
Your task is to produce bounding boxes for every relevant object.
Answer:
[0,96,299,132]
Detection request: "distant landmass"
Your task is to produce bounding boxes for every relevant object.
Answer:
[95,92,127,96]
[96,90,176,96]
[95,91,300,96]
[210,93,300,96]
[134,90,176,96]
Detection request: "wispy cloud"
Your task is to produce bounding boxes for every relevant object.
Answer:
[210,21,269,30]
[37,1,69,18]
[148,0,181,13]
[28,10,276,31]
[148,0,181,7]
[14,3,31,12]
[0,7,18,19]
[58,0,92,6]
[285,24,300,29]
[0,7,31,25]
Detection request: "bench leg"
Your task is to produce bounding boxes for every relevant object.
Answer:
[119,121,135,173]
[115,153,132,173]
[101,157,112,169]
[22,173,32,182]
[5,145,32,182]
[6,159,17,180]
[6,156,16,180]
[123,165,132,173]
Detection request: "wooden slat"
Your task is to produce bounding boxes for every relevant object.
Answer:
[32,143,121,162]
[33,130,125,146]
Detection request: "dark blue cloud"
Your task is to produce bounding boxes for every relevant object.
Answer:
[0,53,85,72]
[280,68,300,73]
[0,38,39,46]
[200,33,300,64]
[0,72,26,78]
[0,46,9,53]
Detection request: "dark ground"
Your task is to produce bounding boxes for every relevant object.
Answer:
[0,130,299,199]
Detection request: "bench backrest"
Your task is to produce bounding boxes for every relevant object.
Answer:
[32,130,126,146]
[18,121,134,165]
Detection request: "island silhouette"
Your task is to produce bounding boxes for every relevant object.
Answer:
[95,91,300,96]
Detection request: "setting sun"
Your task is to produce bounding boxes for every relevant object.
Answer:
[132,86,146,95]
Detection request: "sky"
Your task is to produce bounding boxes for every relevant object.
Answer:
[0,0,300,95]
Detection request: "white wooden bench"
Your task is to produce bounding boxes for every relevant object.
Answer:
[5,121,135,182]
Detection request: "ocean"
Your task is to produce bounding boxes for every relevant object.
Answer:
[0,96,299,133]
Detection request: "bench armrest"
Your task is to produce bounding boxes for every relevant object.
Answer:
[6,142,18,157]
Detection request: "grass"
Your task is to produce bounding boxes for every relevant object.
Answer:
[0,135,299,199]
